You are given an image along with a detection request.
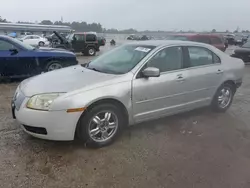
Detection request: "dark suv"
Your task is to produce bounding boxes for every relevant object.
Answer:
[52,31,99,56]
[168,34,226,52]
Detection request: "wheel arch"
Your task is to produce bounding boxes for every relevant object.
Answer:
[222,80,237,93]
[212,79,237,101]
[74,98,130,138]
[82,98,129,123]
[43,57,63,68]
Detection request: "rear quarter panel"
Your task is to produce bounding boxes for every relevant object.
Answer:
[221,54,245,84]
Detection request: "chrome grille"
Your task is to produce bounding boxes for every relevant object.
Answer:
[14,91,26,111]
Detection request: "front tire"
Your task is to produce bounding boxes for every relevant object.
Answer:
[211,83,235,112]
[77,103,125,148]
[45,61,63,72]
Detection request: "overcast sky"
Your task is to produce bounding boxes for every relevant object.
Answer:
[0,0,249,31]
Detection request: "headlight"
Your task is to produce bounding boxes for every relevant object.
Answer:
[26,93,63,111]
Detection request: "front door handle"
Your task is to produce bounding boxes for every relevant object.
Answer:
[217,69,224,74]
[176,74,185,82]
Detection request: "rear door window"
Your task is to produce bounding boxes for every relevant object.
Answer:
[86,34,97,42]
[74,34,85,41]
[25,36,33,39]
[32,36,40,39]
[187,46,214,67]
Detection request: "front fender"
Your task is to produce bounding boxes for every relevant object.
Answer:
[50,81,134,123]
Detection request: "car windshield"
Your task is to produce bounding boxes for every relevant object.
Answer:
[10,37,34,50]
[86,44,155,74]
[242,42,250,48]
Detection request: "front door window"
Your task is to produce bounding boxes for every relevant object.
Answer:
[147,46,183,73]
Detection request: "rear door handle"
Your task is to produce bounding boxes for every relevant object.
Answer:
[217,69,224,74]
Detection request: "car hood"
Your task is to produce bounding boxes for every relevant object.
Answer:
[53,31,68,44]
[35,47,74,54]
[20,65,119,97]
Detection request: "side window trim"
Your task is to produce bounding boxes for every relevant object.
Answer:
[184,45,221,69]
[135,45,185,79]
[159,46,185,75]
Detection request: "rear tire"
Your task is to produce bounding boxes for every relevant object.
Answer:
[86,47,96,56]
[76,103,125,148]
[38,41,45,46]
[211,83,235,112]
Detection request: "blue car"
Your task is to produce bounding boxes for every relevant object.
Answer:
[0,35,78,78]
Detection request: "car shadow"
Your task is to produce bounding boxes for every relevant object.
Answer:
[124,107,213,136]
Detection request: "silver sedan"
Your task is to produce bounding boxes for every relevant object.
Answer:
[12,40,244,147]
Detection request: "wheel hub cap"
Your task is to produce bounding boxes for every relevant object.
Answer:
[88,111,118,142]
[218,87,232,109]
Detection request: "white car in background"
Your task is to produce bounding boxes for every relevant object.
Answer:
[20,35,49,46]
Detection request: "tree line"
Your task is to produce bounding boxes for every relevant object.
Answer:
[0,16,137,34]
[1,16,250,34]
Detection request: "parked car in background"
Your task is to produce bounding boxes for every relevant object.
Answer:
[19,35,49,46]
[12,40,244,148]
[0,35,78,78]
[97,36,106,46]
[97,36,106,51]
[52,31,99,56]
[224,34,235,45]
[234,35,244,46]
[139,35,149,40]
[20,32,33,36]
[127,34,140,40]
[167,34,227,51]
[242,35,249,44]
[46,32,68,44]
[231,41,250,62]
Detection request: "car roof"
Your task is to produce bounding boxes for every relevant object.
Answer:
[23,35,40,37]
[74,32,97,35]
[0,35,14,40]
[126,40,211,47]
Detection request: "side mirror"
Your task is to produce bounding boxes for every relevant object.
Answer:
[9,48,18,55]
[142,67,160,78]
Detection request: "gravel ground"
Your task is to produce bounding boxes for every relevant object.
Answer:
[0,44,250,188]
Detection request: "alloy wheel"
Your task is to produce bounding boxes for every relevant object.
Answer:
[88,48,95,56]
[88,111,118,142]
[217,86,232,109]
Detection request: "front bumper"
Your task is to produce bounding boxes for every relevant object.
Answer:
[13,98,82,141]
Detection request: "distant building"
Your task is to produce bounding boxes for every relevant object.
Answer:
[0,22,72,36]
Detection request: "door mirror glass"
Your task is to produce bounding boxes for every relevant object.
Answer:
[142,67,160,77]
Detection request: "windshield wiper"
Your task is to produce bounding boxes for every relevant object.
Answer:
[87,67,103,73]
[81,61,91,68]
